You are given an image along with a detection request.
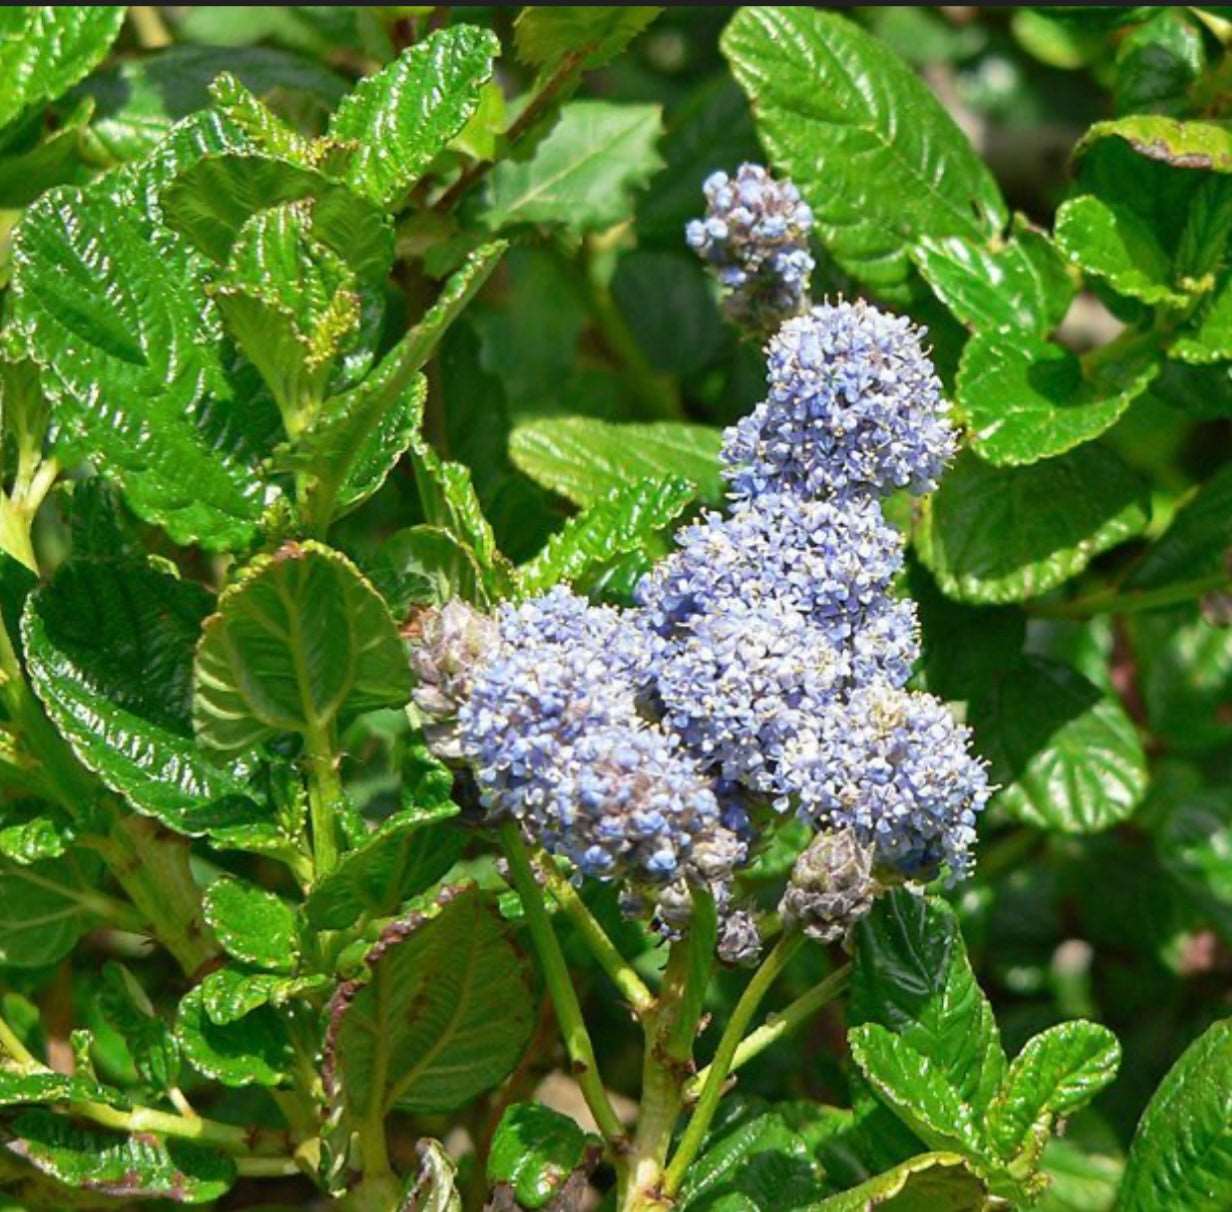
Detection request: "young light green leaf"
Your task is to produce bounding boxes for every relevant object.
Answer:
[972,657,1148,834]
[722,6,1007,300]
[1171,275,1232,365]
[850,890,1007,1118]
[1,1108,235,1204]
[9,186,272,550]
[958,331,1158,466]
[1075,114,1232,173]
[329,25,500,208]
[176,986,291,1089]
[0,1069,128,1111]
[0,7,126,131]
[987,1022,1121,1164]
[0,850,105,967]
[1116,1018,1232,1212]
[305,807,464,930]
[193,542,410,754]
[916,447,1151,605]
[518,477,693,595]
[514,8,662,72]
[325,885,533,1117]
[487,1104,596,1210]
[481,100,664,234]
[847,1025,987,1159]
[22,560,267,839]
[913,224,1074,337]
[1055,195,1189,308]
[203,878,299,973]
[510,416,724,507]
[812,1151,988,1212]
[199,968,328,1027]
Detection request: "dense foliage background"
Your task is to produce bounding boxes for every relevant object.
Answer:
[0,6,1231,1212]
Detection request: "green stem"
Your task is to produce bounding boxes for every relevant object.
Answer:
[683,962,850,1103]
[0,1013,37,1068]
[72,1098,287,1156]
[1029,570,1230,619]
[661,932,804,1198]
[500,822,626,1148]
[305,724,341,878]
[534,855,655,1018]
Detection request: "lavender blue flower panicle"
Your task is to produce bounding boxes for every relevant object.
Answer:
[686,163,815,335]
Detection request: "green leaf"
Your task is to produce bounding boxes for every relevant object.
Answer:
[1116,1018,1232,1212]
[971,657,1148,833]
[0,7,126,131]
[958,331,1158,466]
[329,25,500,208]
[304,805,463,929]
[0,1069,128,1111]
[847,1025,987,1159]
[97,961,180,1092]
[203,878,299,973]
[722,6,1007,300]
[675,1102,821,1212]
[1126,463,1232,591]
[812,1151,989,1212]
[514,8,662,72]
[0,802,73,865]
[198,967,328,1027]
[1055,195,1189,308]
[325,885,534,1116]
[368,525,487,610]
[193,541,410,754]
[510,416,723,508]
[487,1104,595,1210]
[402,1137,463,1212]
[1156,789,1232,946]
[518,477,693,595]
[300,240,504,527]
[1076,115,1232,174]
[1,1108,234,1204]
[851,890,1007,1118]
[1129,606,1232,753]
[987,1022,1121,1165]
[1115,9,1204,117]
[1171,275,1232,364]
[22,560,267,839]
[9,185,270,551]
[175,985,291,1088]
[916,447,1151,605]
[211,201,361,435]
[480,100,664,234]
[0,851,104,967]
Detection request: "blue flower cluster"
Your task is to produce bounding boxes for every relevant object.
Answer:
[445,163,988,929]
[686,164,814,334]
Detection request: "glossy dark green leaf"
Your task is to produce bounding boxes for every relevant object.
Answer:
[916,447,1151,605]
[487,1104,595,1210]
[9,186,270,550]
[0,7,126,130]
[514,7,662,72]
[722,6,1006,300]
[972,657,1148,833]
[0,850,104,967]
[851,891,1007,1118]
[329,26,500,208]
[987,1023,1121,1164]
[481,101,664,234]
[518,477,693,595]
[0,1069,128,1111]
[203,878,299,973]
[193,541,410,754]
[325,886,533,1116]
[175,985,291,1088]
[22,560,266,838]
[812,1151,988,1212]
[1,1108,234,1204]
[305,806,463,929]
[1114,8,1204,117]
[510,416,723,508]
[913,223,1074,337]
[1055,194,1188,308]
[1126,464,1232,591]
[1117,1018,1232,1212]
[958,331,1158,466]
